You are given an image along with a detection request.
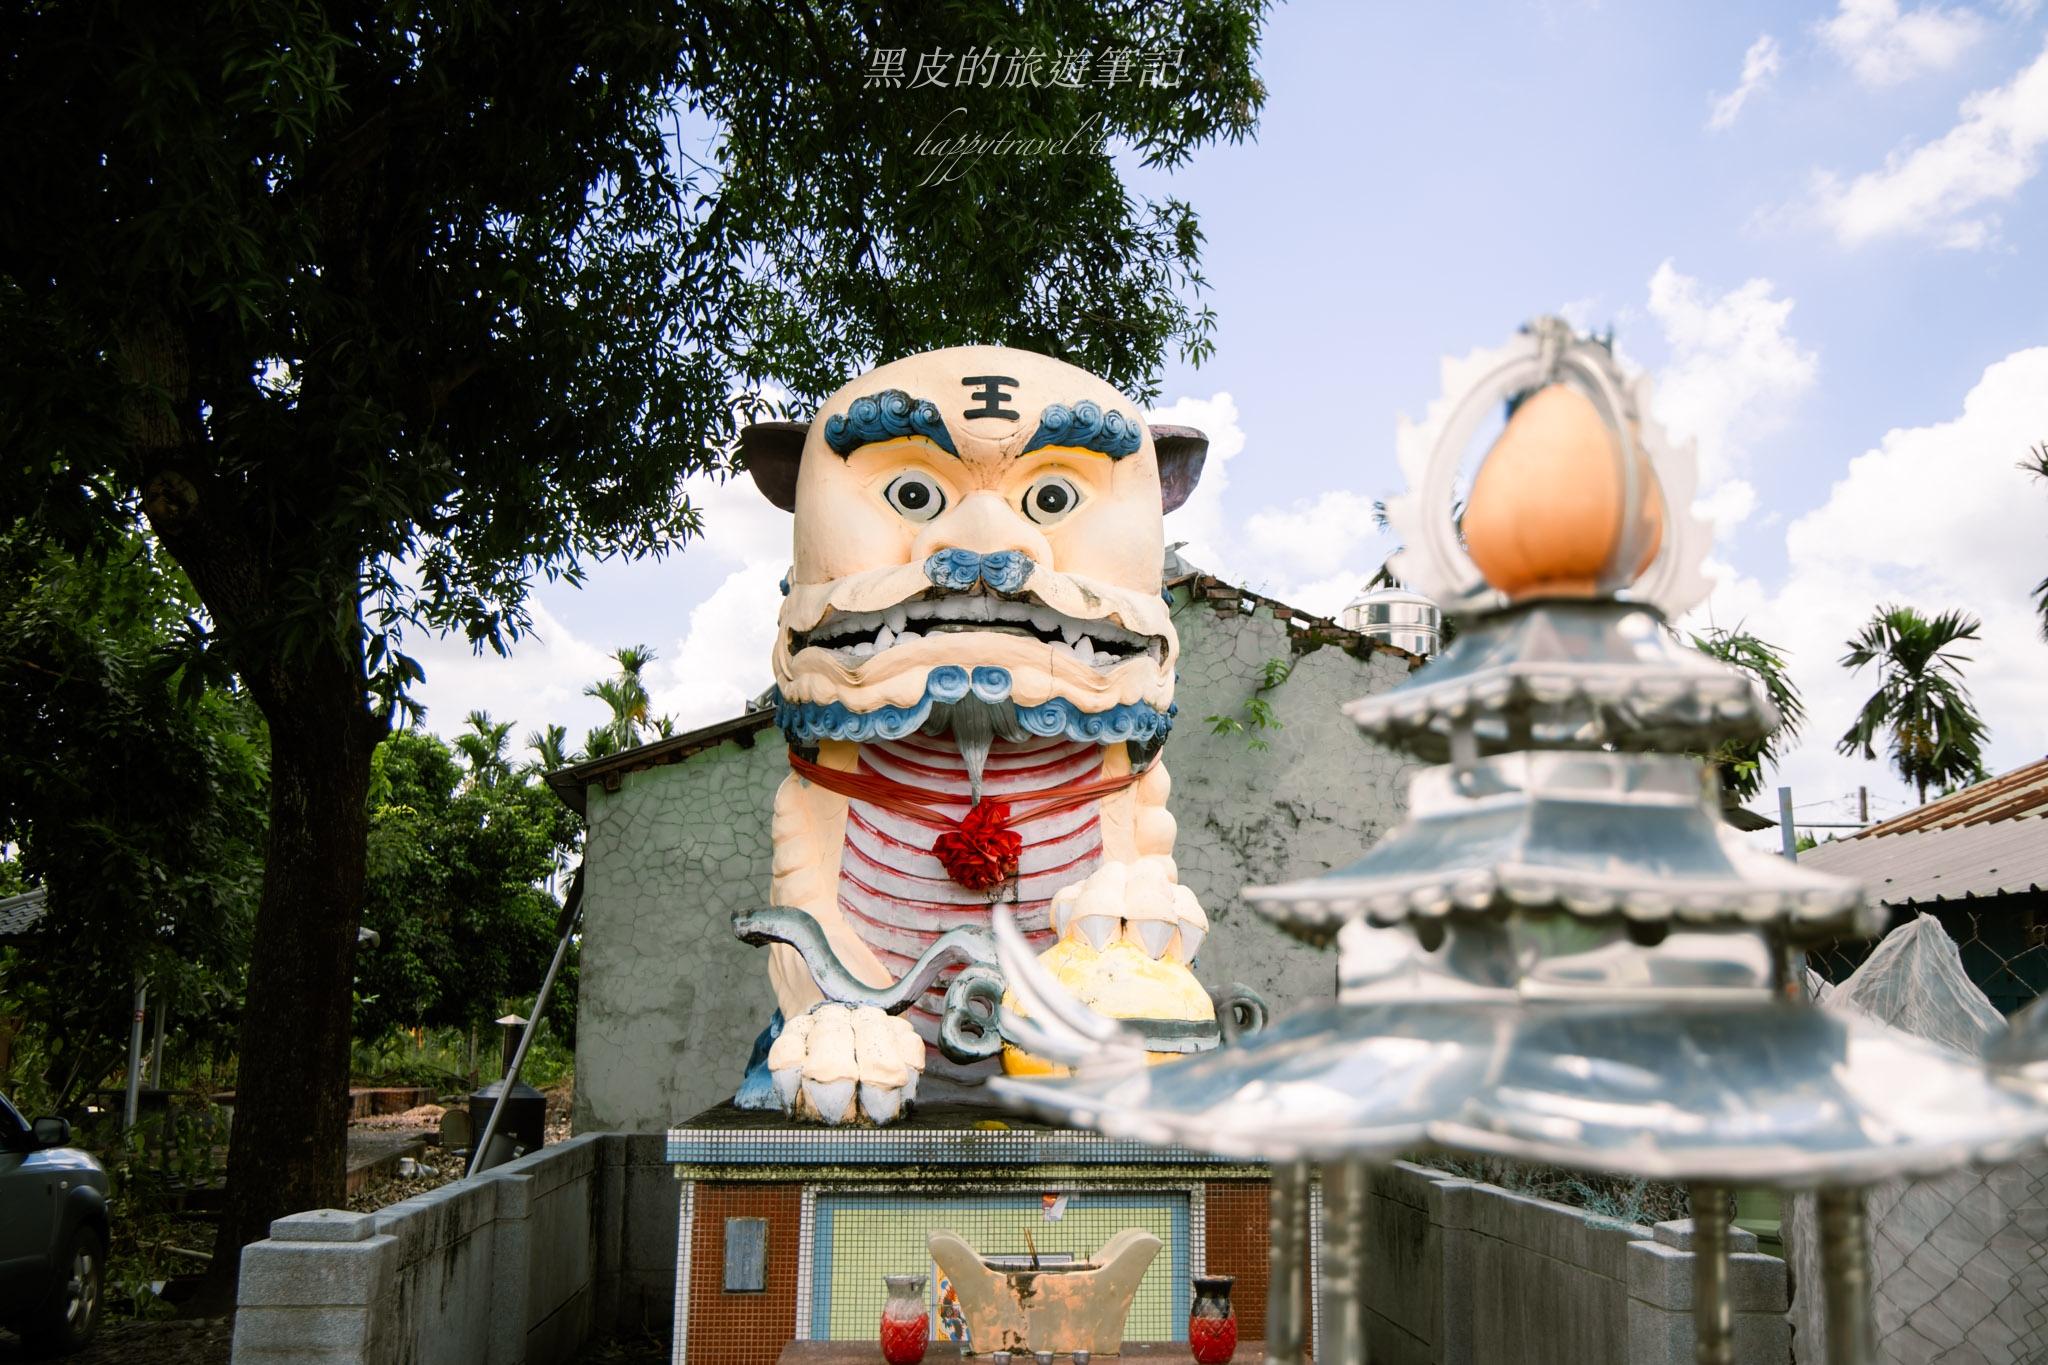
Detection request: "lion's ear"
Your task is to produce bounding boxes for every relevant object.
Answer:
[740,422,809,512]
[1150,425,1208,515]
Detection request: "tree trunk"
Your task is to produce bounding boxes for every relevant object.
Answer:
[123,325,388,1305]
[198,645,381,1303]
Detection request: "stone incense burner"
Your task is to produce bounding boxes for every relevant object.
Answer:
[926,1228,1161,1356]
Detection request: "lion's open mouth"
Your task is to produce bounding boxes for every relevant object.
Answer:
[789,593,1166,673]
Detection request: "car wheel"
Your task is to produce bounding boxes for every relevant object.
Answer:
[20,1225,104,1357]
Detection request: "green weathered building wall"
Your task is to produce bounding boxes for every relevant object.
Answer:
[571,587,1421,1134]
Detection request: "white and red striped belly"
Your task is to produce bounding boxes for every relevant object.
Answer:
[837,733,1105,1080]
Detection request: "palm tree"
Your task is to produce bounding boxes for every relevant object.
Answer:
[525,723,573,774]
[453,710,514,786]
[1836,605,1990,804]
[1691,625,1804,803]
[2023,443,2047,640]
[584,644,656,751]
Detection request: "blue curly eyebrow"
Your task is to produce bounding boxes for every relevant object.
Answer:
[1023,400,1144,460]
[822,390,958,457]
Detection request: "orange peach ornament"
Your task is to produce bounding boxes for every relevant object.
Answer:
[1461,383,1665,601]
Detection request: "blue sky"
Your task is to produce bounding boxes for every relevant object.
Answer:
[414,0,2048,834]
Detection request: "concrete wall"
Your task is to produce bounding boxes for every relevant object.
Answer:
[1363,1162,1790,1365]
[231,1133,680,1365]
[572,590,1421,1134]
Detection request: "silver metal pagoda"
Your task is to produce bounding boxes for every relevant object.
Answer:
[988,319,2048,1365]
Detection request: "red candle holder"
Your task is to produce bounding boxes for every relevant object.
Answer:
[1189,1275,1237,1364]
[881,1274,930,1365]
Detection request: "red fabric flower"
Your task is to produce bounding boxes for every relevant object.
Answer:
[932,800,1022,891]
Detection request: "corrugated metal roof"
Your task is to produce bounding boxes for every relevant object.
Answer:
[0,887,48,936]
[1853,757,2048,838]
[1800,770,2048,905]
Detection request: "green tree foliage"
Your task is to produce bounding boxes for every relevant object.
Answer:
[0,524,267,1108]
[1836,605,1990,804]
[355,725,581,1052]
[0,0,1267,1273]
[1690,625,1805,803]
[1205,655,1290,751]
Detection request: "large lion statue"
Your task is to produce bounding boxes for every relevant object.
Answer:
[736,346,1214,1124]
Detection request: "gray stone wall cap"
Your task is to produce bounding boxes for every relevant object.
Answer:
[270,1208,378,1242]
[1653,1217,1758,1254]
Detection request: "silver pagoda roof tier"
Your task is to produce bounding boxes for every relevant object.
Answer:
[1243,750,1878,941]
[987,998,1504,1162]
[1341,599,1775,762]
[1986,990,2048,1100]
[988,984,2048,1182]
[1432,1000,2048,1185]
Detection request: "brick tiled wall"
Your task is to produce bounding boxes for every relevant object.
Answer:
[1204,1180,1272,1340]
[688,1184,802,1365]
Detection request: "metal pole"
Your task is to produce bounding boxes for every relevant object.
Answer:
[1268,1160,1312,1365]
[1778,787,1798,862]
[1689,1185,1733,1365]
[468,866,583,1179]
[1318,1160,1369,1365]
[123,973,148,1130]
[1857,786,1868,825]
[148,985,169,1089]
[1819,1187,1875,1365]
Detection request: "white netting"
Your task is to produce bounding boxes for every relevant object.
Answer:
[1825,915,2010,1057]
[1788,914,2048,1365]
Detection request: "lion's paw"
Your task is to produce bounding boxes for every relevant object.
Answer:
[766,1003,927,1125]
[1048,856,1208,964]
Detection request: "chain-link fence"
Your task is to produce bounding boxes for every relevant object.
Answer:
[1805,894,2048,1016]
[1790,909,2048,1364]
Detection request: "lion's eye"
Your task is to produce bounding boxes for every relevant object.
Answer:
[884,474,946,523]
[1022,475,1081,526]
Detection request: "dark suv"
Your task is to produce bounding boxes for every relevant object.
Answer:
[0,1093,107,1356]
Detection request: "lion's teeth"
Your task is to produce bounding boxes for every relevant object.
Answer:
[883,606,907,634]
[849,641,875,659]
[1060,620,1082,644]
[874,627,896,651]
[1073,636,1095,664]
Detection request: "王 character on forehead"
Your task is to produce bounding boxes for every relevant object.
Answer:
[734,345,1217,1124]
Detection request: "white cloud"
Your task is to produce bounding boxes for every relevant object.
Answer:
[1154,391,1395,616]
[1810,36,2048,248]
[1687,346,2048,822]
[406,470,794,747]
[1243,491,1385,582]
[642,472,792,729]
[1153,391,1246,574]
[1817,0,1984,86]
[645,562,787,730]
[1708,34,1784,131]
[1693,478,1760,535]
[406,599,619,751]
[1645,261,1819,521]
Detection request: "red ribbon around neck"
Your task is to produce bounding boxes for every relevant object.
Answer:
[788,751,1141,892]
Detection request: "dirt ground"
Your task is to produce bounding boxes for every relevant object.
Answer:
[0,1084,600,1363]
[0,1315,234,1363]
[0,1318,668,1363]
